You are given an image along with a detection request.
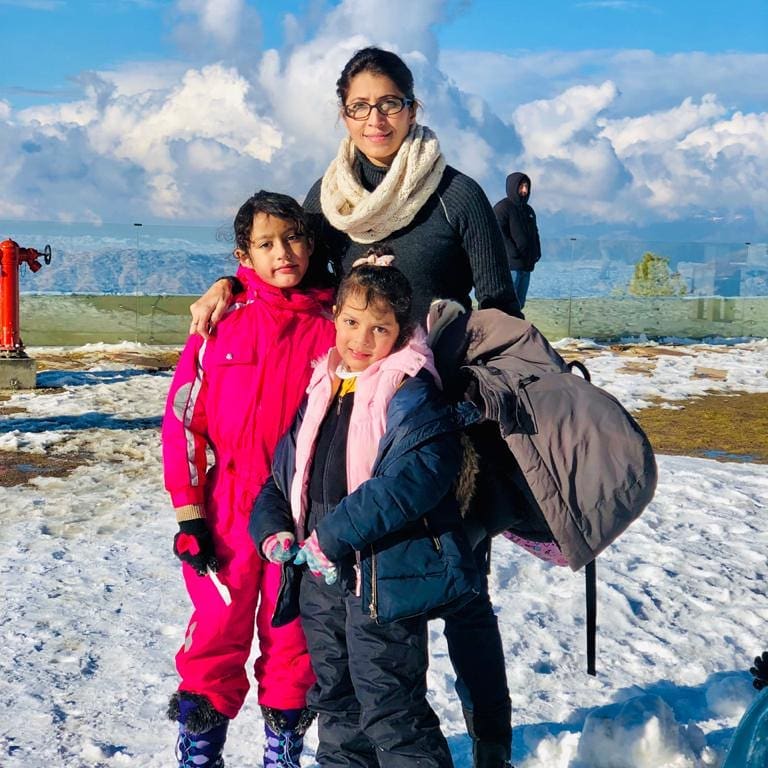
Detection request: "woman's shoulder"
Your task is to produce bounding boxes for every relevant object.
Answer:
[437,165,492,208]
[303,178,323,213]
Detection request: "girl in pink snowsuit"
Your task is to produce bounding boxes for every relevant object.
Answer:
[161,191,336,768]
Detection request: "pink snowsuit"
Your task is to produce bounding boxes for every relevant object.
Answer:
[162,265,335,719]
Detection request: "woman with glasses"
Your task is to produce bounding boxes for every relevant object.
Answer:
[302,46,521,330]
[191,47,519,768]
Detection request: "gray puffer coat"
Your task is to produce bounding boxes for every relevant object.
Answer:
[432,308,657,571]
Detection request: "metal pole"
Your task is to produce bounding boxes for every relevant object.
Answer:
[567,238,576,338]
[134,223,142,342]
[0,239,21,352]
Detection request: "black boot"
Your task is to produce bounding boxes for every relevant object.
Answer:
[474,740,513,768]
[463,706,513,768]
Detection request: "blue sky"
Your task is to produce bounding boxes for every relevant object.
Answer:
[438,0,768,53]
[3,0,766,106]
[0,0,766,239]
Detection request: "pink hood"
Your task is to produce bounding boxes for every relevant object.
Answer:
[288,325,440,536]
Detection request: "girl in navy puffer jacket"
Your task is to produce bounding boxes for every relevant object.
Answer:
[251,256,481,767]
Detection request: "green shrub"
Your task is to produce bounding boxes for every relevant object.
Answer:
[628,251,688,296]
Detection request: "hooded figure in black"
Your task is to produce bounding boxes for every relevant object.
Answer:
[493,172,541,309]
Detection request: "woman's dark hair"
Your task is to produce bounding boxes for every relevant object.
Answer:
[336,47,415,104]
[233,190,336,289]
[334,247,414,348]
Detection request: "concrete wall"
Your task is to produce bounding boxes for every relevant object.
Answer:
[525,295,768,340]
[20,295,192,346]
[16,294,768,346]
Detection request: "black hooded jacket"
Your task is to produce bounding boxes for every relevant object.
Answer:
[493,172,542,272]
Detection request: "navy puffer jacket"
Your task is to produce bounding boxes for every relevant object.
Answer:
[251,371,482,625]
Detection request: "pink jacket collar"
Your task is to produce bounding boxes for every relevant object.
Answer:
[309,325,441,392]
[235,264,334,312]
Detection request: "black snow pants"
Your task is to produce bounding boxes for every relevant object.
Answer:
[299,569,454,768]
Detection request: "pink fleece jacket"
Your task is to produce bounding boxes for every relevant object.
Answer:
[162,266,336,514]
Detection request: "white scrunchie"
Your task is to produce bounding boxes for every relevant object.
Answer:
[320,124,446,244]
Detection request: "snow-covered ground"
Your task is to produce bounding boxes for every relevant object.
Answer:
[1,339,767,767]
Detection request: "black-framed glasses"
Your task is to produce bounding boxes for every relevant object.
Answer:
[343,96,414,121]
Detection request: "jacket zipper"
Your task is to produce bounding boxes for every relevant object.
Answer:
[423,518,441,552]
[369,544,378,620]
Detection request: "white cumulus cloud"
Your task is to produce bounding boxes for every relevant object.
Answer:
[0,0,766,239]
[599,94,726,155]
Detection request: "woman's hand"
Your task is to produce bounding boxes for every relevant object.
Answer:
[189,278,234,339]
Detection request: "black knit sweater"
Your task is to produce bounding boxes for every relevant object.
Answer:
[304,151,521,322]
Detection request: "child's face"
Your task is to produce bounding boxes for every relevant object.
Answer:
[334,292,400,372]
[235,213,312,289]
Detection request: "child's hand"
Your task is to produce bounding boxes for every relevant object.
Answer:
[295,531,338,585]
[173,518,218,576]
[262,532,299,564]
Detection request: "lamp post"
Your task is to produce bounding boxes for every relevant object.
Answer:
[567,238,577,338]
[134,223,142,342]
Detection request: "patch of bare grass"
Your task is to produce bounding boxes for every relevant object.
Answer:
[635,392,768,464]
[0,449,93,487]
[0,405,28,416]
[33,349,180,372]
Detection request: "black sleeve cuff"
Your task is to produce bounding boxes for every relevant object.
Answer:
[215,275,245,294]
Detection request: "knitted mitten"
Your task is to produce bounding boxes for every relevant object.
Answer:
[173,518,218,576]
[295,531,337,585]
[262,532,299,564]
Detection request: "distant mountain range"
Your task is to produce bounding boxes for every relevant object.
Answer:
[4,220,766,299]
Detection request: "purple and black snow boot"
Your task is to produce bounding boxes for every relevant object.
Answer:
[261,706,316,768]
[169,692,229,768]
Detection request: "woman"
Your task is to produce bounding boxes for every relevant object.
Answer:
[191,47,520,768]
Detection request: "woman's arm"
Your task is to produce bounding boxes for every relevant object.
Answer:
[452,174,523,318]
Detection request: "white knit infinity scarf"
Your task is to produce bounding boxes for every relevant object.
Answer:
[320,124,446,244]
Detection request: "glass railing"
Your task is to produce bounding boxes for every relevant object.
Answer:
[3,220,766,343]
[523,238,767,340]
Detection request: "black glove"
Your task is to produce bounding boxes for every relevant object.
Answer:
[750,651,768,691]
[173,518,218,576]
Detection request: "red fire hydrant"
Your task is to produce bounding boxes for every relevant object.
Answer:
[0,238,52,357]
